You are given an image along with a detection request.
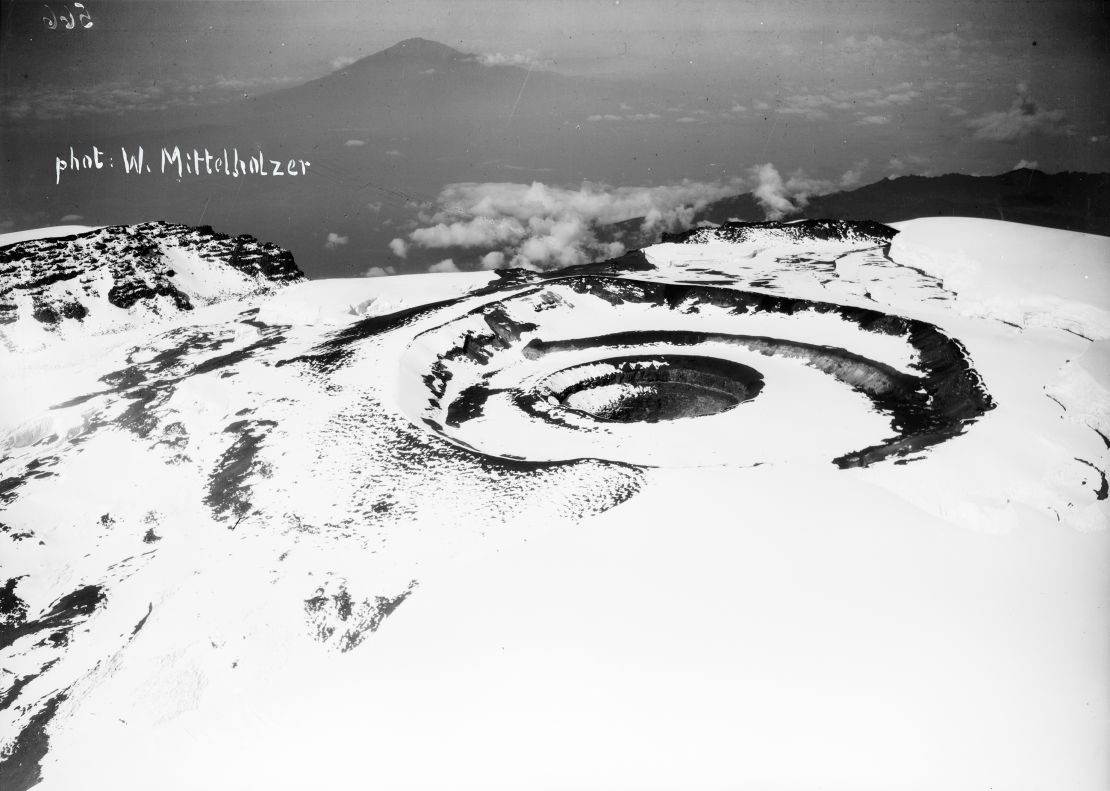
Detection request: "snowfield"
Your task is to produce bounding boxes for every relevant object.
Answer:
[0,217,1107,791]
[0,227,99,248]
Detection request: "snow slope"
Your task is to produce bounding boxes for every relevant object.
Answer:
[888,217,1110,339]
[0,218,1106,791]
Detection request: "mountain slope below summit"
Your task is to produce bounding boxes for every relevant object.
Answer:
[797,170,1110,236]
[245,38,592,130]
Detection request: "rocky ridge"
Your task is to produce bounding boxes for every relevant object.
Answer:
[0,222,303,349]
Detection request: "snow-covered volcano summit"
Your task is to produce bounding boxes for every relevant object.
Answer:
[1,217,1107,790]
[0,222,303,353]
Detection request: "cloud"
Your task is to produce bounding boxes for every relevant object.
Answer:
[364,265,396,277]
[344,139,366,147]
[675,116,698,123]
[474,51,551,70]
[967,84,1071,142]
[406,178,745,271]
[59,214,84,222]
[388,238,408,258]
[384,149,402,157]
[1013,159,1039,170]
[366,201,383,212]
[750,164,795,220]
[749,163,845,220]
[857,115,890,125]
[1,74,300,121]
[479,251,506,270]
[427,259,460,273]
[409,166,874,268]
[778,107,829,121]
[838,161,869,189]
[774,82,922,122]
[880,86,920,105]
[324,232,349,250]
[211,74,300,95]
[331,55,357,71]
[886,153,931,176]
[839,30,986,63]
[587,114,622,121]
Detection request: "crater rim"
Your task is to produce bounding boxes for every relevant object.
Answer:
[535,353,765,424]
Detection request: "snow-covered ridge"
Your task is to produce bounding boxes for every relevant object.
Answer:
[663,217,898,246]
[0,226,99,247]
[0,221,304,353]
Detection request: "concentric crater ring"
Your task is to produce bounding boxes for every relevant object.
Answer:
[536,354,764,423]
[397,275,995,468]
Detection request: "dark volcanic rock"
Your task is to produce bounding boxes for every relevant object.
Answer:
[662,218,898,246]
[0,693,66,791]
[0,577,28,631]
[0,583,105,651]
[304,580,418,652]
[204,419,279,522]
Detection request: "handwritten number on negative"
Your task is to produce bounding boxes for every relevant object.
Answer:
[42,3,93,30]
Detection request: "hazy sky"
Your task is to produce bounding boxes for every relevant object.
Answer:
[2,0,1107,275]
[4,1,1107,153]
[3,1,1107,86]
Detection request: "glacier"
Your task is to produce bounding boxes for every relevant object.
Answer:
[0,217,1107,791]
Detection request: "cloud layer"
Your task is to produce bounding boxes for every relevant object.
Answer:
[401,164,871,271]
[473,51,552,70]
[773,82,922,122]
[967,84,1071,142]
[2,74,299,121]
[403,179,746,270]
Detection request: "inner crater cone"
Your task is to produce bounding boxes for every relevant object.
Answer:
[542,355,764,423]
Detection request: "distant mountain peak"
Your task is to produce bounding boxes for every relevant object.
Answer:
[377,38,467,61]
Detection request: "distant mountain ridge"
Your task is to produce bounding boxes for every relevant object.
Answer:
[699,169,1110,237]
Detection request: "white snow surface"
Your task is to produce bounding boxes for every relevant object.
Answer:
[0,217,1107,790]
[0,226,98,247]
[888,217,1110,339]
[255,271,495,326]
